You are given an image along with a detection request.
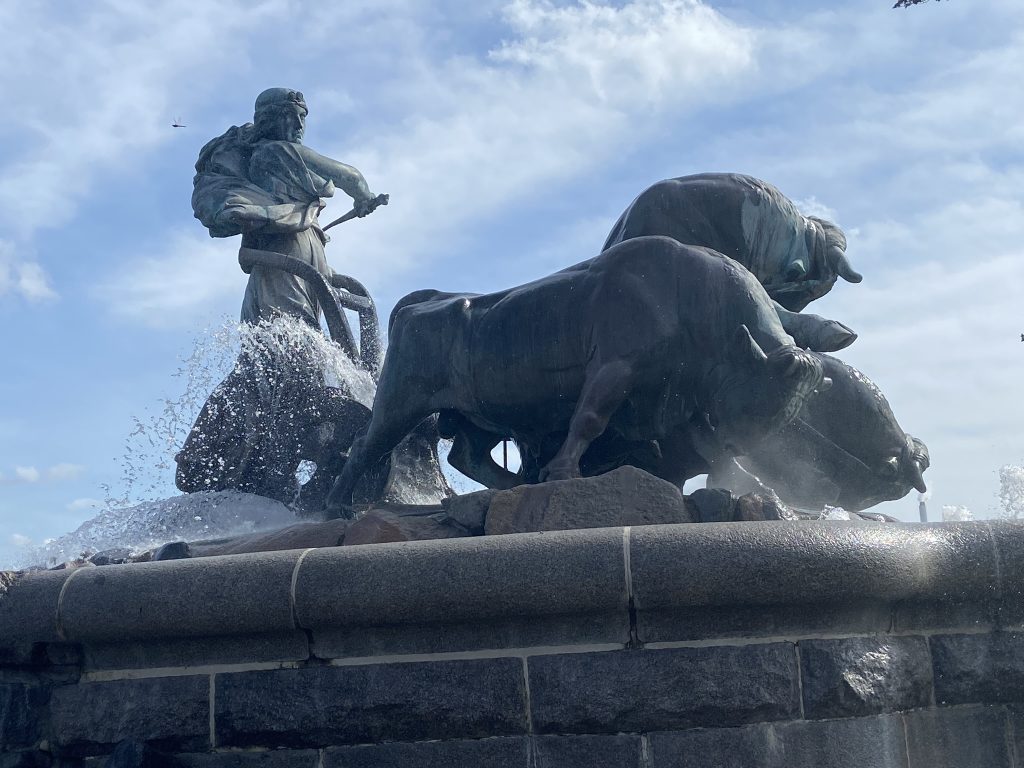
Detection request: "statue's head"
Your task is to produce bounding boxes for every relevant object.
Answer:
[253,88,308,144]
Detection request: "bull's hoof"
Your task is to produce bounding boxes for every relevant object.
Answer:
[818,321,857,352]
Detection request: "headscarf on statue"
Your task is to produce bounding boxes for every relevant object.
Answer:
[191,89,335,239]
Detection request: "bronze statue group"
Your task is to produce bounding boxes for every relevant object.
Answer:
[176,88,929,519]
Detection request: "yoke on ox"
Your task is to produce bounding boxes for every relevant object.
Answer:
[325,236,824,516]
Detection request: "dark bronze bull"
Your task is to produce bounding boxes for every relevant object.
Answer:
[325,237,824,515]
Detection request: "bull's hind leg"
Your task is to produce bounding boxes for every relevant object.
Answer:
[447,418,522,490]
[540,360,634,482]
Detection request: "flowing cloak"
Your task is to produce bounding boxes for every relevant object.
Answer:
[192,125,337,326]
[602,173,848,312]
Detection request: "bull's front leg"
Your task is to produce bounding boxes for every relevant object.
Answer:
[540,360,634,482]
[775,303,857,352]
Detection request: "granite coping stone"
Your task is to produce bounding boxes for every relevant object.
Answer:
[293,528,628,629]
[58,551,303,643]
[4,522,1024,648]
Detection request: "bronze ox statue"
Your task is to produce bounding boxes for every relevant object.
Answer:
[325,236,825,515]
[603,173,863,353]
[712,353,929,511]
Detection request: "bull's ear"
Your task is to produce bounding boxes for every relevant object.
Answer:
[730,324,768,369]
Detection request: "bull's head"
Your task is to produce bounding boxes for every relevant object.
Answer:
[769,218,863,312]
[706,326,825,455]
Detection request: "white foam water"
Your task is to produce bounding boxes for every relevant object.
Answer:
[11,491,299,570]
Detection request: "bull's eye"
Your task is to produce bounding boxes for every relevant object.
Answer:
[882,456,899,477]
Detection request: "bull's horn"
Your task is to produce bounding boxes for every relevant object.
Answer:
[908,459,928,494]
[732,325,768,367]
[826,245,863,284]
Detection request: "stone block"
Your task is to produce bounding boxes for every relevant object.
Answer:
[688,488,734,523]
[630,522,998,643]
[176,751,320,768]
[59,551,302,644]
[188,519,351,557]
[441,490,497,534]
[82,631,309,671]
[528,645,799,734]
[484,466,692,535]
[987,520,1024,629]
[0,570,72,663]
[931,632,1024,705]
[773,715,908,768]
[799,636,932,718]
[342,509,469,545]
[0,682,47,749]
[648,724,775,768]
[533,733,642,768]
[893,600,995,634]
[649,715,908,768]
[311,611,627,659]
[215,657,527,748]
[325,737,530,767]
[50,675,210,755]
[293,528,627,635]
[638,601,893,644]
[904,705,1013,768]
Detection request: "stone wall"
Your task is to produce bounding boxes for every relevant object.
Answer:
[3,520,1024,767]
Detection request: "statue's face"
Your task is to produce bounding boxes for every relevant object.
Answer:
[266,106,306,144]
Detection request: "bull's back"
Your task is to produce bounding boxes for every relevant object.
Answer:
[602,174,757,257]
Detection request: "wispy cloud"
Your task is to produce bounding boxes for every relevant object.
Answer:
[103,0,759,323]
[0,0,285,304]
[98,229,245,324]
[1,463,85,485]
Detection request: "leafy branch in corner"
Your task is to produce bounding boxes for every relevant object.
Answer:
[893,0,942,7]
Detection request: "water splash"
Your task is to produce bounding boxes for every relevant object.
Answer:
[105,315,375,508]
[12,491,299,570]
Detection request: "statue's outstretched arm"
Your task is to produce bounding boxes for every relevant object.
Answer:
[295,145,374,204]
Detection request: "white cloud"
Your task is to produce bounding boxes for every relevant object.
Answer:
[0,0,287,305]
[793,196,839,225]
[16,262,58,302]
[1,463,86,485]
[97,229,245,325]
[9,534,32,548]
[47,463,85,481]
[105,0,759,322]
[0,240,53,302]
[14,466,40,483]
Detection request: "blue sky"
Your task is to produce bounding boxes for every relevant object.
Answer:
[1,0,1022,564]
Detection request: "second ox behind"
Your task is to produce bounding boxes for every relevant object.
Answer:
[325,236,825,515]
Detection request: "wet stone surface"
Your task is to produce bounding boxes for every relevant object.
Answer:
[799,636,933,718]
